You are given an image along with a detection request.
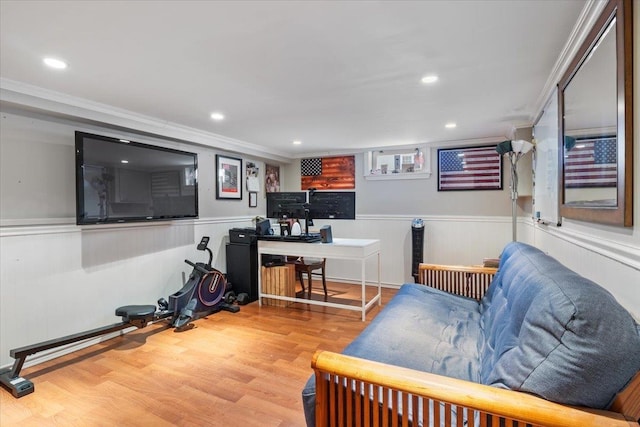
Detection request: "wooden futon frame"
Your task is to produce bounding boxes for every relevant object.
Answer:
[311,263,640,426]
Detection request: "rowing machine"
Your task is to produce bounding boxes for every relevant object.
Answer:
[0,236,237,398]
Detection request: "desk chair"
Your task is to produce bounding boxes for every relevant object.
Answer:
[292,257,327,296]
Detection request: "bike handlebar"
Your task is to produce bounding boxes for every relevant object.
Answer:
[184,259,210,275]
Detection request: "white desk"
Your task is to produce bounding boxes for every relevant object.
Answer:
[257,238,381,321]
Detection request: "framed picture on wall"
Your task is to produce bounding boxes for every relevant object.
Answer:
[437,145,502,191]
[248,191,258,207]
[216,155,243,200]
[265,164,280,192]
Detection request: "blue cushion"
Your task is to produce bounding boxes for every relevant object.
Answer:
[480,242,640,409]
[343,284,482,380]
[302,284,482,425]
[303,242,640,427]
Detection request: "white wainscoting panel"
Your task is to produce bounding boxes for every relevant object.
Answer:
[530,221,640,320]
[0,217,251,368]
[311,215,513,286]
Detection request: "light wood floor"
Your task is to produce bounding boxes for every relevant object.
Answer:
[0,281,398,426]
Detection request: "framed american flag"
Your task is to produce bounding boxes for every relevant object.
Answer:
[563,136,617,188]
[437,145,502,191]
[300,155,355,190]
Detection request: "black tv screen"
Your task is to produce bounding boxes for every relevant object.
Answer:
[75,131,198,225]
[266,192,306,218]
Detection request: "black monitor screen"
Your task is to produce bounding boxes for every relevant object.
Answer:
[266,192,307,218]
[309,191,356,219]
[256,218,272,235]
[75,131,198,225]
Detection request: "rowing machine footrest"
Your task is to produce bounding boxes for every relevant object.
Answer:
[115,305,156,327]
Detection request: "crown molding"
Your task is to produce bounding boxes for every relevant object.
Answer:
[0,78,293,163]
[530,0,608,122]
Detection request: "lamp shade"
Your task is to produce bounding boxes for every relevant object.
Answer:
[511,139,533,154]
[495,140,512,155]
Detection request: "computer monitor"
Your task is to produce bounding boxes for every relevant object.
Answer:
[256,218,272,236]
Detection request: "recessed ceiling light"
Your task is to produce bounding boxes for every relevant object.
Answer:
[421,74,438,84]
[119,139,130,143]
[292,140,302,145]
[445,122,457,129]
[121,160,129,164]
[210,112,225,121]
[43,57,67,69]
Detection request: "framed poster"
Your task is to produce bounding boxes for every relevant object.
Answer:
[246,161,260,192]
[265,164,280,192]
[437,145,502,191]
[216,155,242,200]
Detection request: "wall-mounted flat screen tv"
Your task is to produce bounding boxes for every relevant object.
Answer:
[266,192,307,218]
[75,131,198,225]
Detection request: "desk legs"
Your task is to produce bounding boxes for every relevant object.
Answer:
[378,252,381,306]
[257,248,381,321]
[258,256,263,307]
[361,259,366,321]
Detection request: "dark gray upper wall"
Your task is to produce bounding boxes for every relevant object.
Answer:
[0,110,271,224]
[1,107,532,223]
[282,151,526,217]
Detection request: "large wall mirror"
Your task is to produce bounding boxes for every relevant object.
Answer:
[559,0,633,227]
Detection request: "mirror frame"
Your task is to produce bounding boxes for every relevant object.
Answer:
[558,0,633,227]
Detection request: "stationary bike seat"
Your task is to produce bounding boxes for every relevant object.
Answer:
[115,305,156,323]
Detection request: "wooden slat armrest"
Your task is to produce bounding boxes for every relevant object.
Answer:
[418,263,498,300]
[312,350,636,427]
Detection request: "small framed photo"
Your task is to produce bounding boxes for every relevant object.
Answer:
[437,145,502,191]
[216,155,243,200]
[249,191,258,207]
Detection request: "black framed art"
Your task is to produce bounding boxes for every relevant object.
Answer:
[437,145,502,191]
[216,155,243,200]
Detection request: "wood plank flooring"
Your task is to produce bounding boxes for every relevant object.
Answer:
[0,282,398,426]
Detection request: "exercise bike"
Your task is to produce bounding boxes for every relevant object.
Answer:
[0,236,238,398]
[161,235,239,330]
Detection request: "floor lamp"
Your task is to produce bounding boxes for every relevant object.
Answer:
[496,140,534,241]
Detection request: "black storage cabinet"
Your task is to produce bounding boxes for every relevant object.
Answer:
[226,228,259,303]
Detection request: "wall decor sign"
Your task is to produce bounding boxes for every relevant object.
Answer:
[248,191,258,207]
[265,164,280,193]
[301,155,355,190]
[246,161,260,192]
[216,155,243,200]
[437,145,502,191]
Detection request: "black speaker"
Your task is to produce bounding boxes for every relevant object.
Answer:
[320,225,333,243]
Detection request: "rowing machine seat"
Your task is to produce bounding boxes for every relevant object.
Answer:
[115,305,156,327]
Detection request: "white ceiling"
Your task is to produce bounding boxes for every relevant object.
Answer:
[0,0,586,158]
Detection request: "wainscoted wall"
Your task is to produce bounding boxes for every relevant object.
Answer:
[0,217,251,368]
[312,214,512,285]
[529,221,640,322]
[3,212,638,369]
[0,214,511,368]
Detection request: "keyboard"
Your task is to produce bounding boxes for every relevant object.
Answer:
[257,234,322,243]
